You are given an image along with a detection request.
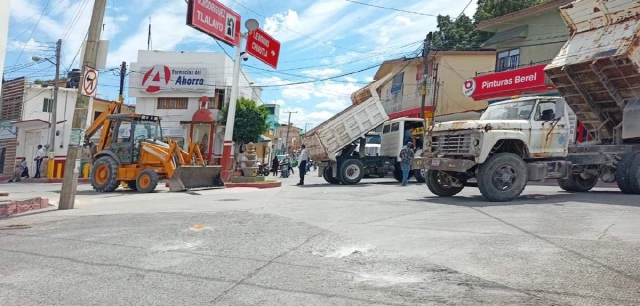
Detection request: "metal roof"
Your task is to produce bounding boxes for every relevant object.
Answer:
[481,25,528,47]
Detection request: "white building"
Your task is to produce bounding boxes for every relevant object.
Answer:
[128,50,261,164]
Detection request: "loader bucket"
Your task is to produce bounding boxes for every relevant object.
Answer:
[169,165,225,192]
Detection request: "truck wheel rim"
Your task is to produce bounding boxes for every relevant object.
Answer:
[345,165,360,180]
[492,165,517,190]
[95,165,109,185]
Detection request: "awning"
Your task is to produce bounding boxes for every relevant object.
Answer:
[11,119,67,130]
[256,135,272,143]
[481,25,527,47]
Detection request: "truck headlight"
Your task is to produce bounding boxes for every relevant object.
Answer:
[473,139,480,146]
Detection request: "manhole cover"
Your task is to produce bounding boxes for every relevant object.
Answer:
[219,199,240,202]
[0,224,31,230]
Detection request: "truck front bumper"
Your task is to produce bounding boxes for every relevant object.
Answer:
[414,157,476,173]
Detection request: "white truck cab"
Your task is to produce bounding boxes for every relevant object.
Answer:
[419,96,576,202]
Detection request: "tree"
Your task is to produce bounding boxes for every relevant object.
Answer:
[430,0,546,51]
[218,97,270,145]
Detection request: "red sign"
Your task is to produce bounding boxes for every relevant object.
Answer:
[141,65,171,93]
[186,0,241,47]
[245,28,281,69]
[462,64,554,101]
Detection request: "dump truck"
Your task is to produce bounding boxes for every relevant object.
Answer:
[85,101,224,193]
[306,74,427,185]
[416,0,640,202]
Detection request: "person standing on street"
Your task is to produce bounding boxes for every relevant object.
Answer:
[399,141,414,186]
[271,156,279,177]
[34,145,46,178]
[297,145,309,186]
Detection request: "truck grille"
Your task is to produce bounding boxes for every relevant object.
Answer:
[432,134,471,154]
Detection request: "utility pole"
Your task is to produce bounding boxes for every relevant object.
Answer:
[283,111,297,155]
[431,64,440,129]
[58,0,107,210]
[118,61,126,103]
[49,39,61,160]
[419,32,433,121]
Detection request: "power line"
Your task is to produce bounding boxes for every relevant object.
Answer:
[10,0,51,72]
[456,0,474,20]
[344,0,438,16]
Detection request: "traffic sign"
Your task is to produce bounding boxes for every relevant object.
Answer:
[245,28,281,69]
[186,0,241,47]
[81,67,98,97]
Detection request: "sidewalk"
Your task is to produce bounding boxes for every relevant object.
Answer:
[0,176,90,184]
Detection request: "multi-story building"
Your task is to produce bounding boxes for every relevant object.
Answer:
[129,50,260,165]
[370,50,496,124]
[276,124,301,155]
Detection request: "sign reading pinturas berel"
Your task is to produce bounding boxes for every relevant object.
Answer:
[139,65,208,94]
[462,64,554,100]
[186,0,241,47]
[245,28,281,69]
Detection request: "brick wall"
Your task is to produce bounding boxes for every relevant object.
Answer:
[0,77,26,175]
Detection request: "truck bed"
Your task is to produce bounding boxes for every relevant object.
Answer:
[544,0,640,140]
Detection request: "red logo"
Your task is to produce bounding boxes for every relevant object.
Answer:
[142,65,171,93]
[462,79,476,97]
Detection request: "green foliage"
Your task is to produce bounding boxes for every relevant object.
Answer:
[430,0,546,51]
[218,97,270,145]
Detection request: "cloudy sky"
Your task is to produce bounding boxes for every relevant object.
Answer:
[5,0,477,126]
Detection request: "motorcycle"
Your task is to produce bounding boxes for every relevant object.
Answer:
[280,163,290,178]
[257,163,270,176]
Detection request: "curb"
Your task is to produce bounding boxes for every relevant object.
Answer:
[165,181,282,189]
[0,197,50,217]
[0,178,91,184]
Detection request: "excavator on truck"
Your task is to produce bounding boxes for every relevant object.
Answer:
[83,100,224,193]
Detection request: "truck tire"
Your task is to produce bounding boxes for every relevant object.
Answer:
[323,167,341,185]
[91,156,120,192]
[616,152,638,194]
[477,153,528,202]
[559,173,599,192]
[426,170,463,197]
[339,159,365,185]
[626,153,640,194]
[136,169,159,193]
[414,169,427,183]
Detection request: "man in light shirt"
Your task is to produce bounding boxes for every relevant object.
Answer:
[34,145,46,178]
[297,145,309,186]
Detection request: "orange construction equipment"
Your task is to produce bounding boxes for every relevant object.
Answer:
[84,102,224,193]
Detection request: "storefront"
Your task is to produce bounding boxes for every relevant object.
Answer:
[462,64,590,142]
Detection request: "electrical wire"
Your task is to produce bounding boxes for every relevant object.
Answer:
[10,0,51,72]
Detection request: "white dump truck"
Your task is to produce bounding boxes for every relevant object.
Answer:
[305,74,427,185]
[417,0,640,202]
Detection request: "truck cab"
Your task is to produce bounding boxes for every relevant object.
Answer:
[419,96,576,202]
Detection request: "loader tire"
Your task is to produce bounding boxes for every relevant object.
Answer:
[426,170,463,197]
[559,173,598,192]
[91,156,120,192]
[136,169,159,193]
[339,159,364,185]
[616,152,638,194]
[323,167,341,185]
[477,153,528,202]
[626,153,640,194]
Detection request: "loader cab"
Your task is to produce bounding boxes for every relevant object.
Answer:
[106,114,163,165]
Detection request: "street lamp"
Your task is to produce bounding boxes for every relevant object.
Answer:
[32,39,61,173]
[220,19,260,181]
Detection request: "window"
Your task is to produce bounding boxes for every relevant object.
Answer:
[43,98,53,112]
[94,111,103,121]
[383,124,391,134]
[391,122,400,132]
[157,97,188,109]
[480,100,536,120]
[496,49,520,72]
[534,101,557,121]
[391,72,404,94]
[208,89,226,109]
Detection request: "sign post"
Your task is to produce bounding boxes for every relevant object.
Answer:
[245,28,281,69]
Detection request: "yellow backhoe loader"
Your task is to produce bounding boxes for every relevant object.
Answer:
[84,101,224,193]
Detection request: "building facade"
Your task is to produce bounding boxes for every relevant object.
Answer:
[372,51,496,124]
[276,124,301,155]
[0,77,25,177]
[129,50,260,164]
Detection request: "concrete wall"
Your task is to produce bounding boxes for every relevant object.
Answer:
[490,11,569,66]
[436,53,496,115]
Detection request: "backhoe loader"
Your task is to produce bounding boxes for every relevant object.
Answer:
[84,101,224,193]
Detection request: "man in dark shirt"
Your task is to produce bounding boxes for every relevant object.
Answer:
[399,141,414,186]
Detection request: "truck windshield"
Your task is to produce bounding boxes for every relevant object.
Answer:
[366,134,381,144]
[480,100,536,120]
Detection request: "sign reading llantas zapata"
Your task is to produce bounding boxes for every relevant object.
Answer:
[245,28,281,69]
[140,65,208,94]
[186,0,241,47]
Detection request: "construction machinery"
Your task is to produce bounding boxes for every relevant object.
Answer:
[84,102,224,193]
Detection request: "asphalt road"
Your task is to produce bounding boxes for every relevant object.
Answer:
[1,174,639,305]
